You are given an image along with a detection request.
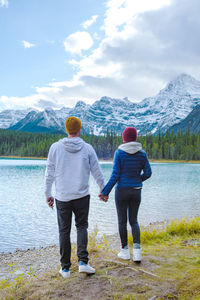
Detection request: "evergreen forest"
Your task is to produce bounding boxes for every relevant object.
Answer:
[0,129,200,161]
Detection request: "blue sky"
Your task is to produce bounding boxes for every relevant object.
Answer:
[0,0,200,111]
[0,0,104,96]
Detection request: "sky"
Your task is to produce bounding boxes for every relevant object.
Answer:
[0,0,200,111]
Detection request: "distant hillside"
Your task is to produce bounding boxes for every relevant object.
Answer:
[9,110,66,134]
[169,104,200,134]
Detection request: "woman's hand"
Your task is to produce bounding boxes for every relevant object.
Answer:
[99,193,109,202]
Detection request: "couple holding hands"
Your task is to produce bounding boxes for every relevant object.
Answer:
[45,117,152,278]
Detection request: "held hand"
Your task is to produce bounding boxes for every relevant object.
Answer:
[98,193,104,200]
[103,195,109,202]
[99,193,109,202]
[46,196,54,209]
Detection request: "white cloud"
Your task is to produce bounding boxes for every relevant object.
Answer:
[103,0,171,37]
[0,0,8,8]
[0,87,64,111]
[58,0,199,102]
[54,0,174,103]
[0,95,40,111]
[64,31,93,55]
[37,99,59,109]
[82,15,99,29]
[22,40,36,49]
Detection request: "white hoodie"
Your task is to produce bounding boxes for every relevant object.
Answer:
[44,137,105,201]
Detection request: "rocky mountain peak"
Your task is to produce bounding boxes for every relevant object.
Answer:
[163,73,200,96]
[75,100,87,108]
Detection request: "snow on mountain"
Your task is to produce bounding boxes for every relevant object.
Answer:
[78,96,137,134]
[54,107,71,119]
[169,104,200,134]
[0,108,35,129]
[136,73,200,132]
[2,73,200,135]
[9,109,66,134]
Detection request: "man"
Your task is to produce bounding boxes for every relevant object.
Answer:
[45,116,105,278]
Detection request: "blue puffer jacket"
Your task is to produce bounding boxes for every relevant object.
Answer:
[102,142,152,196]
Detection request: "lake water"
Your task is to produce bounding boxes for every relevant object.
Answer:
[0,159,200,253]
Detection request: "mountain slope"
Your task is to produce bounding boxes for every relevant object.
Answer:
[135,73,200,133]
[169,104,200,134]
[0,108,34,129]
[9,110,66,134]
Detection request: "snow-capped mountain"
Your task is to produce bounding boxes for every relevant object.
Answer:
[0,108,34,129]
[136,73,200,133]
[9,109,68,134]
[2,73,200,135]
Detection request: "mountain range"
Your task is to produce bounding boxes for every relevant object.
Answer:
[1,73,200,135]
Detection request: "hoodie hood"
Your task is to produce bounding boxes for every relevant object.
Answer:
[118,142,142,154]
[59,137,84,153]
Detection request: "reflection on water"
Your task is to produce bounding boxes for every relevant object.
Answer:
[0,159,200,253]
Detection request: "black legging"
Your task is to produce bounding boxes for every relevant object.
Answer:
[115,188,141,247]
[56,195,90,270]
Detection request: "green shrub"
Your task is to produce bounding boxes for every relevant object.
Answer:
[166,217,200,236]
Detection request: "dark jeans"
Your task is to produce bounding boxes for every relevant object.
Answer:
[115,188,141,248]
[56,195,90,270]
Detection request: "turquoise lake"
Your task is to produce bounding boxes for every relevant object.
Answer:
[0,159,200,253]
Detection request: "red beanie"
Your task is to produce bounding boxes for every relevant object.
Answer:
[122,127,137,143]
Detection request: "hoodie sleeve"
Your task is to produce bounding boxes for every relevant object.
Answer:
[89,145,105,191]
[141,152,152,182]
[102,150,121,196]
[44,144,56,198]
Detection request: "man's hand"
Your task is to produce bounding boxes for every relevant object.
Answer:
[99,193,109,202]
[46,196,54,209]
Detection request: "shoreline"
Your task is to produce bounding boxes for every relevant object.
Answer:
[0,155,200,164]
[149,158,200,164]
[0,155,47,160]
[0,218,179,256]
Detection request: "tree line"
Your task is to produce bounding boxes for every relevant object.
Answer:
[0,129,199,160]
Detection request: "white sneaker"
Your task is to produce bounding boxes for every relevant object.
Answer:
[118,247,130,260]
[59,268,71,278]
[79,262,95,274]
[133,248,142,262]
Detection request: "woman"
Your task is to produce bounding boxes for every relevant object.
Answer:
[100,127,152,262]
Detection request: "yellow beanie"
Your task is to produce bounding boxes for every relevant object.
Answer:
[65,116,82,134]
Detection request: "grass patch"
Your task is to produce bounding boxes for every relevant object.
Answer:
[166,217,200,236]
[128,217,200,245]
